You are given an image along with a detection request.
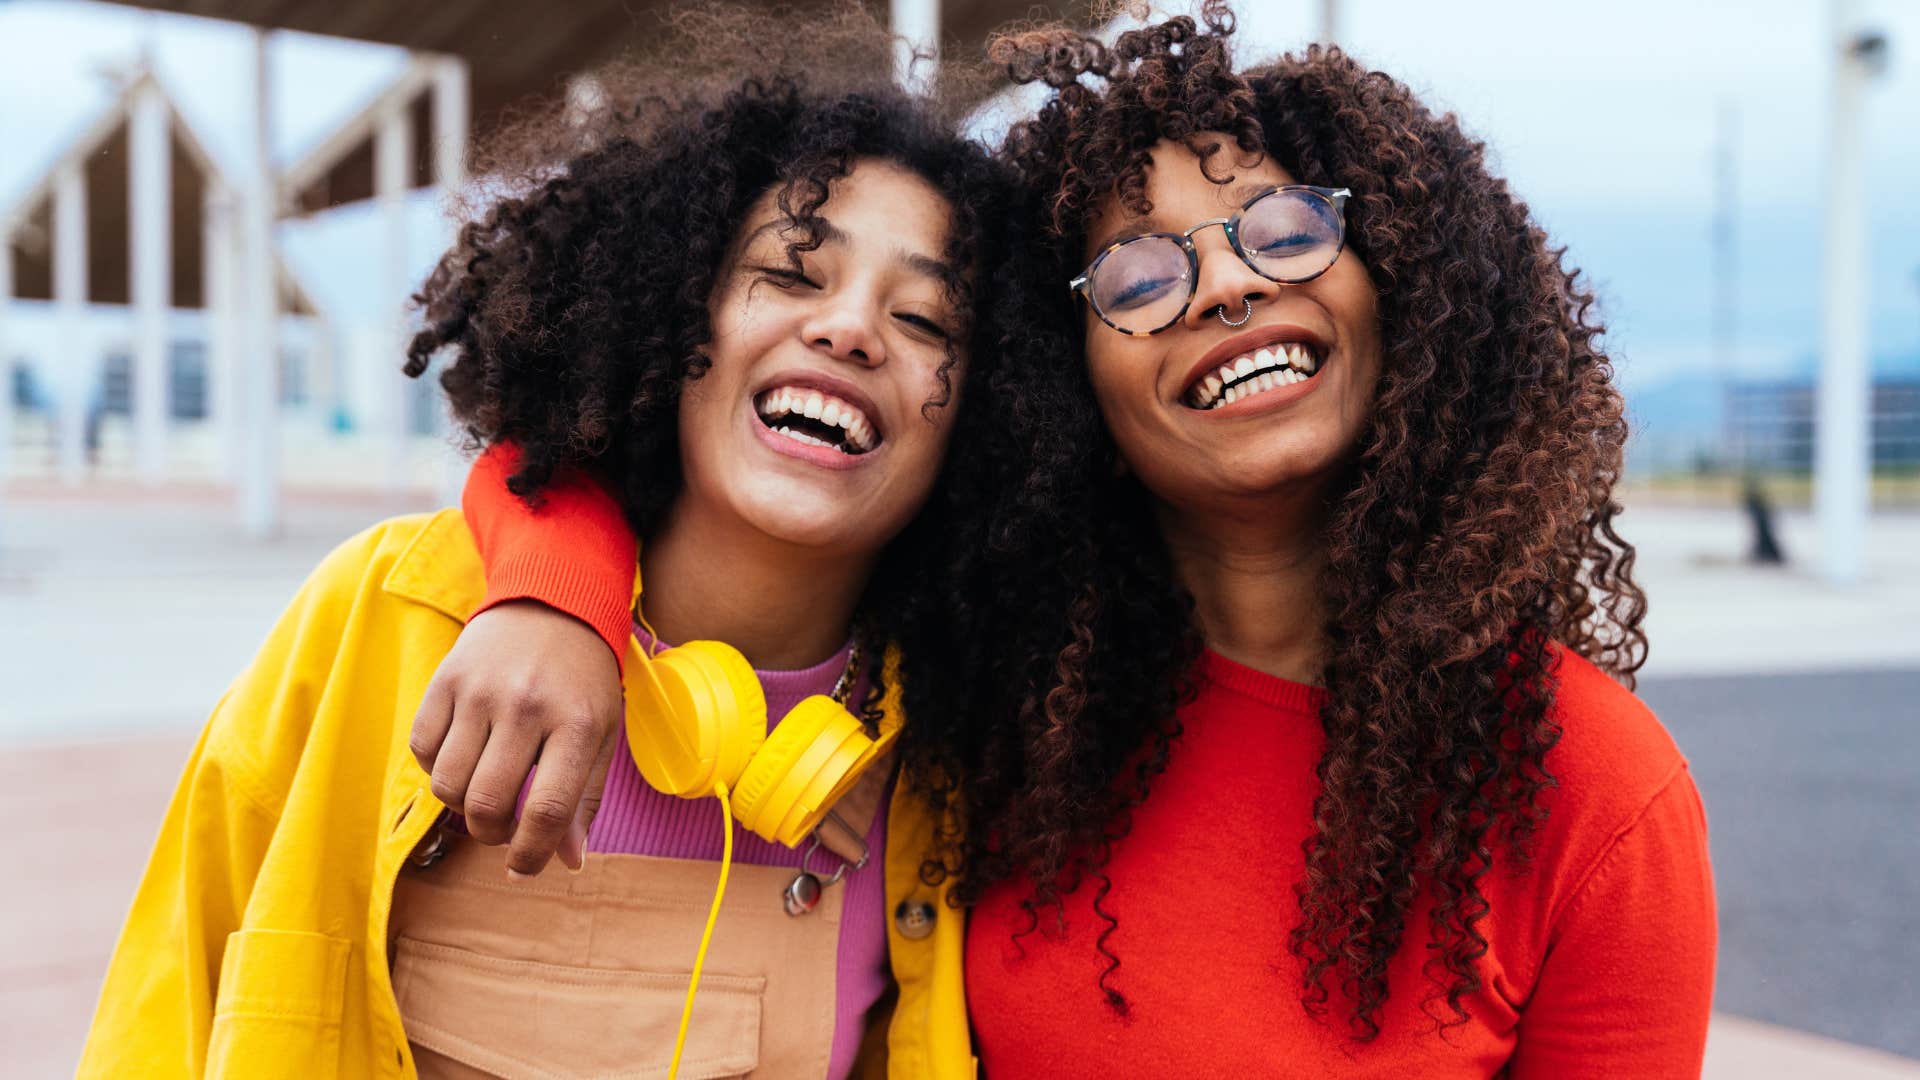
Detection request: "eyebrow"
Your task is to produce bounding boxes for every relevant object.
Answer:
[758,215,958,287]
[1085,181,1284,256]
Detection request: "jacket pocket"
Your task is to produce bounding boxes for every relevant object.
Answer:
[391,936,764,1079]
[207,928,353,1078]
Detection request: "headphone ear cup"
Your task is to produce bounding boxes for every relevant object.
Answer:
[624,640,766,797]
[734,696,874,847]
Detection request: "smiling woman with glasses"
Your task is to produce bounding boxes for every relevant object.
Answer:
[951,3,1716,1077]
[1071,184,1352,335]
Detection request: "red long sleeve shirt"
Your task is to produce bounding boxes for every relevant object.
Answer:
[965,649,1716,1079]
[461,443,637,668]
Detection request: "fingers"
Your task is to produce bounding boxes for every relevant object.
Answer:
[559,722,620,872]
[504,715,603,877]
[461,702,545,848]
[409,675,457,775]
[428,699,490,819]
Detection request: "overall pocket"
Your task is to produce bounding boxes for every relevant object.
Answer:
[392,936,764,1079]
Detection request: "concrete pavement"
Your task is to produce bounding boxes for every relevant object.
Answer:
[3,488,1917,1077]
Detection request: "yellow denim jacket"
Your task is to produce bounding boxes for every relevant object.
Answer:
[78,510,972,1079]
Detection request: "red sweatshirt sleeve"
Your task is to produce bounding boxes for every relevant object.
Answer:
[461,442,637,669]
[1507,766,1718,1079]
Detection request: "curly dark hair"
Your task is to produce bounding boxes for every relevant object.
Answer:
[936,1,1650,1039]
[401,3,1068,770]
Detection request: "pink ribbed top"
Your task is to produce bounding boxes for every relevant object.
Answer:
[586,631,889,1080]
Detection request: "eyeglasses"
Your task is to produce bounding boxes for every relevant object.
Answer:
[1068,185,1353,337]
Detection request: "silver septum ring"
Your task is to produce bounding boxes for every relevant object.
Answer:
[1217,298,1253,327]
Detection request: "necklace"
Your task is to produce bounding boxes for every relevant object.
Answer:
[783,638,872,917]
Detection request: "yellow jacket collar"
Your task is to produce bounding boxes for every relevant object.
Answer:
[380,508,487,622]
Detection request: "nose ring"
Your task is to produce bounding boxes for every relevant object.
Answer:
[1216,298,1253,327]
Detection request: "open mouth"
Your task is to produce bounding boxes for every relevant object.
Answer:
[754,385,881,455]
[1184,342,1324,410]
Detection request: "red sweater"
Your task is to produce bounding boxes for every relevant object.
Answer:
[965,650,1715,1079]
[461,443,638,667]
[459,446,1717,1077]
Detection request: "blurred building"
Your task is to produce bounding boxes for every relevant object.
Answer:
[2,0,1092,530]
[1726,376,1920,472]
[1,68,330,485]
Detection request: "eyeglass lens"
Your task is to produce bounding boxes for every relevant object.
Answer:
[1087,189,1343,334]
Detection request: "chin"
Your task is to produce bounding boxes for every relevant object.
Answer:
[737,499,872,551]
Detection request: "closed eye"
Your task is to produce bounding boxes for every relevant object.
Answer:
[895,312,950,340]
[752,265,820,289]
[1253,233,1318,254]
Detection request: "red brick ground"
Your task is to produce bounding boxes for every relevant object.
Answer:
[3,733,195,1076]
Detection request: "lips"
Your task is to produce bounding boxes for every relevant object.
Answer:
[1187,341,1322,409]
[749,370,885,458]
[1176,323,1330,412]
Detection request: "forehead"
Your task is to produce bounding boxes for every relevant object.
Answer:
[740,159,953,251]
[1086,138,1298,247]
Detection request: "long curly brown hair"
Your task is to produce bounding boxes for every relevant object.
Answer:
[938,2,1649,1039]
[400,3,1078,785]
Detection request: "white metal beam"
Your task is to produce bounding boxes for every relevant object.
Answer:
[54,161,88,487]
[1,234,12,535]
[1815,0,1875,585]
[376,92,415,492]
[892,0,939,94]
[205,183,240,483]
[130,77,172,484]
[279,59,437,215]
[432,54,472,508]
[238,30,280,538]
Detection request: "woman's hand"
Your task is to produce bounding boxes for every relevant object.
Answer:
[411,600,624,876]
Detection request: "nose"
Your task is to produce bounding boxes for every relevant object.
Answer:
[1182,223,1280,331]
[799,297,886,368]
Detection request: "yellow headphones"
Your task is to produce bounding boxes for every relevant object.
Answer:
[620,568,900,848]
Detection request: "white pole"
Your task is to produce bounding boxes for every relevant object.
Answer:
[54,160,88,487]
[891,0,939,94]
[1815,0,1872,585]
[376,91,414,493]
[1319,0,1339,44]
[0,234,12,541]
[238,29,280,538]
[204,182,240,482]
[130,78,172,485]
[1713,102,1739,466]
[432,55,470,508]
[433,57,469,196]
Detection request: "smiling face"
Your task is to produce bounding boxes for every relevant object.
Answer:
[1080,137,1383,518]
[676,158,964,556]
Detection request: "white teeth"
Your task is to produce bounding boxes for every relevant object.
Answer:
[774,425,835,450]
[756,385,877,452]
[1189,341,1329,410]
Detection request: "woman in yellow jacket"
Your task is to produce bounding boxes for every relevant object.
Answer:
[79,16,1045,1077]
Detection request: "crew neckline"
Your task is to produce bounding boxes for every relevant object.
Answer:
[631,622,855,696]
[1198,649,1328,714]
